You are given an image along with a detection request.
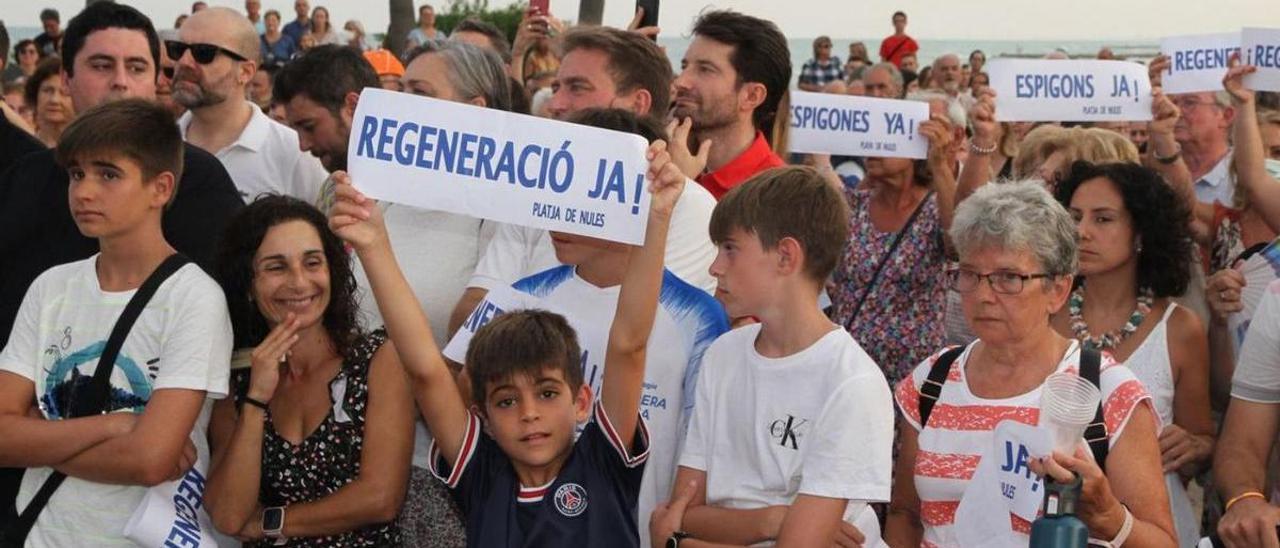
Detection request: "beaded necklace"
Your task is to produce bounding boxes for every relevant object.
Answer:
[1068,282,1154,350]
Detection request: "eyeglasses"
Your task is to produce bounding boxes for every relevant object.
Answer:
[164,40,248,64]
[946,268,1055,295]
[1171,96,1222,111]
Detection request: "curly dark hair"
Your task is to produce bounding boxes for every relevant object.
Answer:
[1054,161,1194,298]
[214,195,363,358]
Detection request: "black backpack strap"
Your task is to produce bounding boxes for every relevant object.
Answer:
[2,254,190,545]
[919,346,964,427]
[1079,346,1109,473]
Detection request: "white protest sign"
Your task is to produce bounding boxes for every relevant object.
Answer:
[346,88,652,245]
[787,90,930,159]
[1160,33,1239,94]
[987,59,1153,122]
[953,420,1052,547]
[1243,28,1280,92]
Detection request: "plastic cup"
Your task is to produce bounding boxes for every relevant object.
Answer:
[1039,372,1102,454]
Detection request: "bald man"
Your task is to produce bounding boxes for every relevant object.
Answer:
[174,7,327,202]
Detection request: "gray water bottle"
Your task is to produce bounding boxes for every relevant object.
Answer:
[1029,472,1089,548]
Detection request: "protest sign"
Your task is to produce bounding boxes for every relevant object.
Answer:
[1160,32,1239,94]
[787,90,930,159]
[1243,28,1280,92]
[346,88,652,245]
[987,59,1153,122]
[953,420,1052,547]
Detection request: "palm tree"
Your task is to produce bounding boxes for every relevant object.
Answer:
[387,0,415,56]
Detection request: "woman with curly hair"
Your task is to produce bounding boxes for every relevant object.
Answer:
[203,196,415,546]
[1052,161,1214,548]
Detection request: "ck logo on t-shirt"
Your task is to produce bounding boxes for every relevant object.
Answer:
[769,415,808,450]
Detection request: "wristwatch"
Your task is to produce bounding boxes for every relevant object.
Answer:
[262,506,286,540]
[666,531,691,548]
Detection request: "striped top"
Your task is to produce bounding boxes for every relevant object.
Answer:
[893,340,1154,547]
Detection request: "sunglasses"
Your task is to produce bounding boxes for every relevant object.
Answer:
[164,40,248,64]
[162,66,175,80]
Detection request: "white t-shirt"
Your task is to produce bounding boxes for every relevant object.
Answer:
[444,266,729,546]
[679,324,893,547]
[1234,279,1280,403]
[0,256,232,547]
[179,102,329,204]
[467,179,719,294]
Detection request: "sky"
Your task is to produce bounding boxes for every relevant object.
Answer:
[4,0,1279,41]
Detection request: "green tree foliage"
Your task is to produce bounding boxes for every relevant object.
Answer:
[436,0,526,43]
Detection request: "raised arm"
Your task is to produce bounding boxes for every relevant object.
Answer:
[1225,59,1280,234]
[1146,87,1212,240]
[956,89,998,205]
[328,171,471,465]
[921,114,958,233]
[600,141,683,451]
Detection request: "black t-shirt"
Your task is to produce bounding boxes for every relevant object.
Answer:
[0,115,45,176]
[34,32,60,57]
[0,143,245,347]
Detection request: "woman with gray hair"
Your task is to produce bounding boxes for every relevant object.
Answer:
[402,40,511,112]
[884,181,1176,547]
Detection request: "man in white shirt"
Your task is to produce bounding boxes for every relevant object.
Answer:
[172,8,327,204]
[1172,91,1236,205]
[449,26,719,336]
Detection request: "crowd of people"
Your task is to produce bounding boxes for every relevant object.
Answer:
[2,1,1280,548]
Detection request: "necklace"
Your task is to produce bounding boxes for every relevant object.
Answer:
[1068,282,1154,350]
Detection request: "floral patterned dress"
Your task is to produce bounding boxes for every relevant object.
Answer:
[232,330,400,547]
[830,187,947,387]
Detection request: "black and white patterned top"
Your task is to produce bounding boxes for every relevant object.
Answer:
[232,329,400,547]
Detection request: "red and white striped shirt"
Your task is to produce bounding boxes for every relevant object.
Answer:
[893,340,1155,547]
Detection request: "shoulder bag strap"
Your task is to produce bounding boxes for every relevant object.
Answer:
[919,345,964,427]
[1079,346,1109,472]
[3,254,190,545]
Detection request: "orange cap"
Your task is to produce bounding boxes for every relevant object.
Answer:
[363,49,405,78]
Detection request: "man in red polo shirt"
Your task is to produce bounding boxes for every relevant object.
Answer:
[672,10,788,200]
[879,11,919,68]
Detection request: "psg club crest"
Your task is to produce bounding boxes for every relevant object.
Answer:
[554,483,588,517]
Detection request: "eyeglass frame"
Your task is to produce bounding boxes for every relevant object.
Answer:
[164,40,248,65]
[945,267,1059,295]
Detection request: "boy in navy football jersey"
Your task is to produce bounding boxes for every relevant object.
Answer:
[328,137,688,547]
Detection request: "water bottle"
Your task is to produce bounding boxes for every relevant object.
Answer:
[1029,472,1089,548]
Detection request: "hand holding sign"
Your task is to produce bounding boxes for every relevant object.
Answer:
[969,89,1000,148]
[1224,52,1259,106]
[1149,54,1170,89]
[1149,88,1181,138]
[919,114,955,177]
[328,171,390,254]
[644,140,686,219]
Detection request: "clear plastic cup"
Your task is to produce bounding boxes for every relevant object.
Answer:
[1039,372,1102,454]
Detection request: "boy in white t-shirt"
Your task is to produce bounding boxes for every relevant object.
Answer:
[658,167,895,548]
[0,99,232,546]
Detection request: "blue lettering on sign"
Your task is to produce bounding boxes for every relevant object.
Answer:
[1014,73,1096,99]
[532,202,561,220]
[1000,440,1034,480]
[1170,47,1239,73]
[1253,45,1280,69]
[789,105,872,133]
[351,116,599,196]
[1001,481,1016,499]
[163,467,207,547]
[463,300,505,333]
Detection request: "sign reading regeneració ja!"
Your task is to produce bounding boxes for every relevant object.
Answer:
[1243,28,1280,92]
[787,90,930,159]
[987,59,1153,122]
[346,88,653,245]
[1160,32,1240,94]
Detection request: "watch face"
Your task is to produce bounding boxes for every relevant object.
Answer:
[263,507,284,531]
[665,537,679,548]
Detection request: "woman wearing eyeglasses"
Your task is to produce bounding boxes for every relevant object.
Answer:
[884,180,1177,548]
[1050,161,1212,548]
[3,39,40,86]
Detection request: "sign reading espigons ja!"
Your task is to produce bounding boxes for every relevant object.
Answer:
[987,59,1153,122]
[787,90,930,159]
[1160,32,1239,94]
[346,88,652,245]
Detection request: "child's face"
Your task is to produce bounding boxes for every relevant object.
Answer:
[709,227,779,318]
[548,231,628,270]
[67,154,170,239]
[483,368,591,472]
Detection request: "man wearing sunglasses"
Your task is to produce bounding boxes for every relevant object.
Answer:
[0,1,243,350]
[171,8,327,204]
